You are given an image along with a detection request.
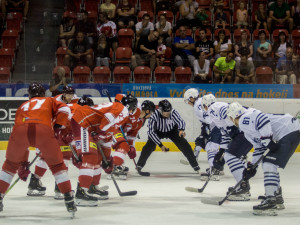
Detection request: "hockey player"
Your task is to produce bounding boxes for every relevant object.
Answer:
[227,102,300,216]
[0,83,76,215]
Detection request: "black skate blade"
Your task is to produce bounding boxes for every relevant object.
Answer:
[120,190,137,196]
[185,187,201,193]
[138,171,150,176]
[201,197,225,205]
[180,159,189,165]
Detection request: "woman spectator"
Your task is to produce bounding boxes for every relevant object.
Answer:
[253,30,272,67]
[59,17,75,47]
[100,0,116,20]
[214,29,232,59]
[155,13,172,47]
[234,30,253,62]
[176,0,201,30]
[193,51,210,83]
[254,2,268,30]
[95,34,110,67]
[272,31,292,62]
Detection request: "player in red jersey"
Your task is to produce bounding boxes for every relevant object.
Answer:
[0,83,76,216]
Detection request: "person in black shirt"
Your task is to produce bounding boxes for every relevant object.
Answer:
[131,31,159,71]
[195,28,214,65]
[136,99,200,174]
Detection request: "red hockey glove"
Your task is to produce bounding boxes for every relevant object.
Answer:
[62,133,74,144]
[128,146,136,159]
[72,154,82,169]
[18,161,30,181]
[102,156,113,174]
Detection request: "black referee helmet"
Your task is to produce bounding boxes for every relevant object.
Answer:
[158,99,172,112]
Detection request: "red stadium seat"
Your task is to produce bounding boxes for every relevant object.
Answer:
[256,66,273,84]
[233,29,251,43]
[174,67,192,83]
[157,11,174,25]
[113,66,131,83]
[253,29,270,40]
[93,66,111,83]
[1,30,19,49]
[154,66,172,83]
[272,29,289,42]
[6,12,23,32]
[115,47,132,66]
[137,10,154,22]
[196,0,211,8]
[0,67,11,83]
[292,29,300,54]
[140,0,154,11]
[0,48,14,69]
[73,66,91,83]
[66,0,81,12]
[194,28,212,41]
[56,47,68,66]
[85,0,100,12]
[133,66,151,83]
[118,29,134,48]
[87,11,98,24]
[162,47,172,66]
[52,66,71,79]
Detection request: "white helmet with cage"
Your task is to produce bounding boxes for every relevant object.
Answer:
[184,88,199,104]
[202,94,216,109]
[227,102,246,121]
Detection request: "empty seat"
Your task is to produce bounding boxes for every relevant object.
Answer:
[0,67,11,83]
[85,0,100,12]
[196,0,211,8]
[93,66,111,83]
[140,0,154,11]
[292,29,300,54]
[0,48,14,69]
[256,66,273,84]
[154,66,172,83]
[118,28,134,48]
[162,47,172,66]
[113,66,131,83]
[73,66,91,83]
[115,47,132,66]
[56,47,68,66]
[174,67,192,83]
[6,12,23,32]
[1,30,19,49]
[133,66,151,83]
[52,66,71,78]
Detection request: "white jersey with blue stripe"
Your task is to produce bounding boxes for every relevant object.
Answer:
[193,98,214,129]
[207,102,233,129]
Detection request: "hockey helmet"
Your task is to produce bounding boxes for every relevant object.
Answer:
[28,82,45,98]
[115,93,125,102]
[62,86,75,95]
[202,94,216,109]
[121,94,138,111]
[227,102,245,121]
[78,95,94,106]
[141,100,155,113]
[184,88,199,104]
[158,99,172,112]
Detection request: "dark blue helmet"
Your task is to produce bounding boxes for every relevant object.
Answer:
[121,94,138,111]
[141,100,155,113]
[28,82,45,98]
[62,86,75,95]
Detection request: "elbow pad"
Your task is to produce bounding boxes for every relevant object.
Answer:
[112,133,127,149]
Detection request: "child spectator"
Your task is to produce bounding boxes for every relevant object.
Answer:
[255,3,268,29]
[215,6,227,29]
[156,36,166,66]
[236,1,248,28]
[196,7,209,26]
[95,35,110,67]
[59,17,75,47]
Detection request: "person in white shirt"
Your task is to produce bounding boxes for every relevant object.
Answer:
[193,51,210,83]
[135,13,154,47]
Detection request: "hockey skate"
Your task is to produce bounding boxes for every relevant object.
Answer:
[227,180,251,201]
[64,192,77,218]
[107,165,128,180]
[200,168,220,181]
[258,187,285,210]
[27,174,46,196]
[88,184,109,200]
[253,196,278,216]
[75,184,98,207]
[54,183,64,200]
[0,195,3,212]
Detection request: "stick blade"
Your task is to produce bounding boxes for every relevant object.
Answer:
[201,197,223,205]
[185,187,200,193]
[120,190,137,197]
[138,171,150,176]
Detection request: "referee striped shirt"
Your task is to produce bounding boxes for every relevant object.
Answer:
[148,109,186,146]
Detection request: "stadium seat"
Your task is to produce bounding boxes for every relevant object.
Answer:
[253,29,270,40]
[118,28,134,48]
[154,66,172,83]
[6,12,23,32]
[87,11,98,24]
[256,66,273,84]
[162,47,172,66]
[196,0,211,9]
[0,48,14,69]
[272,29,289,42]
[137,10,154,22]
[93,66,111,83]
[174,67,192,83]
[73,66,91,83]
[113,66,131,83]
[194,28,212,41]
[65,0,81,12]
[1,30,19,50]
[233,29,251,43]
[157,11,174,25]
[115,47,132,66]
[133,66,152,83]
[140,0,154,11]
[0,67,11,83]
[52,66,71,79]
[292,29,300,54]
[84,0,100,12]
[56,47,68,66]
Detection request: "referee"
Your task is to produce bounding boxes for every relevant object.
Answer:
[136,99,200,173]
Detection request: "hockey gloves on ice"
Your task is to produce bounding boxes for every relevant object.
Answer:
[243,162,257,181]
[102,156,113,174]
[213,149,225,170]
[18,161,30,181]
[128,146,136,159]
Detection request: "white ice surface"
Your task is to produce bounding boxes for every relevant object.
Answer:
[0,151,300,225]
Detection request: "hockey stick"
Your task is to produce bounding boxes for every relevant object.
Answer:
[97,142,137,197]
[69,144,80,162]
[5,152,41,195]
[185,168,218,193]
[201,149,270,206]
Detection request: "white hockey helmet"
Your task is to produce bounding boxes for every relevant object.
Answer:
[184,88,199,104]
[227,102,246,121]
[202,94,216,109]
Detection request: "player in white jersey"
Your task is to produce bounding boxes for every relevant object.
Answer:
[227,102,300,216]
[202,94,253,200]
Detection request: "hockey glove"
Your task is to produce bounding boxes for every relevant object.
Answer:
[243,162,257,181]
[261,136,278,152]
[195,136,206,150]
[102,156,113,174]
[62,133,74,145]
[213,149,225,170]
[18,161,30,181]
[72,154,82,169]
[128,146,136,159]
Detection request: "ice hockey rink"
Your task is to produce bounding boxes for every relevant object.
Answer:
[0,150,300,225]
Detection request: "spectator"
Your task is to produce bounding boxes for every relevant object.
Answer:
[236,1,248,29]
[234,30,253,62]
[195,28,214,65]
[64,32,93,69]
[272,31,292,62]
[291,53,300,83]
[131,31,159,71]
[195,7,209,26]
[49,67,71,96]
[193,51,210,83]
[234,55,255,84]
[95,34,110,67]
[177,0,201,30]
[173,26,195,67]
[135,13,154,47]
[155,13,172,47]
[1,0,29,20]
[97,11,118,51]
[100,0,116,20]
[214,29,232,60]
[215,6,227,29]
[213,52,236,83]
[291,0,300,28]
[117,0,135,29]
[275,47,297,84]
[75,10,97,46]
[253,30,272,67]
[267,0,293,32]
[154,0,175,13]
[59,17,75,47]
[255,3,268,30]
[156,36,166,66]
[210,0,227,12]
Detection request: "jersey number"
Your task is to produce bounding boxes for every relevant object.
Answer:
[21,99,46,111]
[242,117,250,125]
